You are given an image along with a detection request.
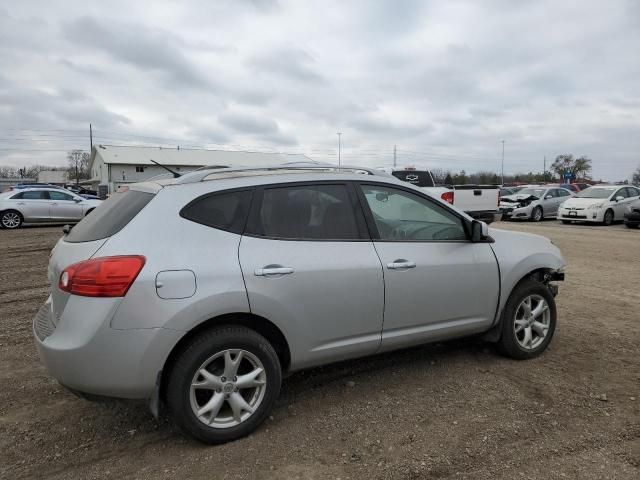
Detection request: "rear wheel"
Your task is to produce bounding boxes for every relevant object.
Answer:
[497,279,557,360]
[531,206,543,222]
[603,209,614,226]
[166,326,282,444]
[1,210,23,229]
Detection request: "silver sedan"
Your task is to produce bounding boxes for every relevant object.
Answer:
[0,188,102,229]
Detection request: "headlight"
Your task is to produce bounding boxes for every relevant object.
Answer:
[587,203,604,209]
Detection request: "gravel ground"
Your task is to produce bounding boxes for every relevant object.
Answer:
[0,221,638,479]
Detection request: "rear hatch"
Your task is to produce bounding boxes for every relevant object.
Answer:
[48,188,156,325]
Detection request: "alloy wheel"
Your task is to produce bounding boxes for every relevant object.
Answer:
[513,294,551,350]
[189,349,267,429]
[1,212,21,228]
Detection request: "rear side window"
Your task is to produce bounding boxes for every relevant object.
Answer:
[12,190,48,200]
[66,190,154,243]
[248,184,362,240]
[181,190,253,234]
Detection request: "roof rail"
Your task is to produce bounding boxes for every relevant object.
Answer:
[173,164,388,184]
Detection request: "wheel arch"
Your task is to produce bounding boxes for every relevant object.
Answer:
[159,312,291,400]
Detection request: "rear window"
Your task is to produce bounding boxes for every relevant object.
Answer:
[65,190,154,243]
[391,170,435,188]
[180,190,253,234]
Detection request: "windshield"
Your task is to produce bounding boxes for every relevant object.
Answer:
[516,188,545,198]
[576,188,615,199]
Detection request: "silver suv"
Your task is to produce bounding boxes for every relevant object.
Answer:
[33,165,565,443]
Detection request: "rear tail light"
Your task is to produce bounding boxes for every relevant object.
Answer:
[59,256,146,297]
[441,191,454,204]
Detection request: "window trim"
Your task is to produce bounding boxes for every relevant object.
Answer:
[179,187,255,235]
[244,181,370,242]
[354,181,473,243]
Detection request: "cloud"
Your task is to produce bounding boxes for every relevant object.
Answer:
[62,16,213,89]
[0,1,638,180]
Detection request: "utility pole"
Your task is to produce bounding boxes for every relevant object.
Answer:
[89,123,93,151]
[393,144,397,168]
[501,140,505,185]
[337,132,342,167]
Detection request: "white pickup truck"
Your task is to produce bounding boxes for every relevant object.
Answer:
[389,168,501,224]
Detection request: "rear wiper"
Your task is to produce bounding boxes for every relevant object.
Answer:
[150,159,181,178]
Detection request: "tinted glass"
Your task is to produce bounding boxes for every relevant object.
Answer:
[361,185,467,241]
[48,191,75,201]
[628,187,640,197]
[181,190,252,234]
[391,171,435,187]
[13,190,47,200]
[558,189,571,197]
[251,184,360,240]
[66,190,154,243]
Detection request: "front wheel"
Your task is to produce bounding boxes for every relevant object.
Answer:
[497,279,557,360]
[603,209,614,226]
[531,206,543,222]
[166,326,282,444]
[1,210,23,229]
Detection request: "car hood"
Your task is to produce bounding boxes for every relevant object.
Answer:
[500,194,539,203]
[560,197,607,208]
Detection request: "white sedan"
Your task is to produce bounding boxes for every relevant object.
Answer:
[558,185,640,225]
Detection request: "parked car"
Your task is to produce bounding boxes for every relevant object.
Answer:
[33,165,566,444]
[574,183,592,191]
[499,186,573,221]
[0,188,102,229]
[623,199,640,229]
[558,185,640,225]
[386,168,500,223]
[12,183,69,190]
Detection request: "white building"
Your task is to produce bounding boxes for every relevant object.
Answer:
[88,145,313,194]
[37,170,68,185]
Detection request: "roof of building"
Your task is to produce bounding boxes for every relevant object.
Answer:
[90,144,312,168]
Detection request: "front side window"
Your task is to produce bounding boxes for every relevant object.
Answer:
[181,190,253,234]
[249,184,361,240]
[48,191,75,201]
[360,185,467,241]
[558,189,571,197]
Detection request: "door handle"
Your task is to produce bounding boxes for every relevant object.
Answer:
[254,267,294,277]
[387,260,416,270]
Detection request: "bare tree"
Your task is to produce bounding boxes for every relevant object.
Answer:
[550,154,592,180]
[633,166,640,185]
[67,150,91,185]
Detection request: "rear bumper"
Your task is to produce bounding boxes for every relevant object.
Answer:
[467,210,501,224]
[33,296,182,399]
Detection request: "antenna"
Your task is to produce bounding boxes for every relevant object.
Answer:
[149,159,181,178]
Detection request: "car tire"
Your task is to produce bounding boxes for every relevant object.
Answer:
[603,209,614,226]
[1,210,23,229]
[531,206,543,222]
[625,222,639,229]
[561,220,571,225]
[496,278,557,360]
[166,325,282,444]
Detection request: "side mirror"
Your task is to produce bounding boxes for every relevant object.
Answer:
[471,220,489,242]
[615,196,624,202]
[74,198,82,203]
[545,195,552,199]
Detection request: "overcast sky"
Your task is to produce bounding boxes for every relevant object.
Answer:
[1,0,639,180]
